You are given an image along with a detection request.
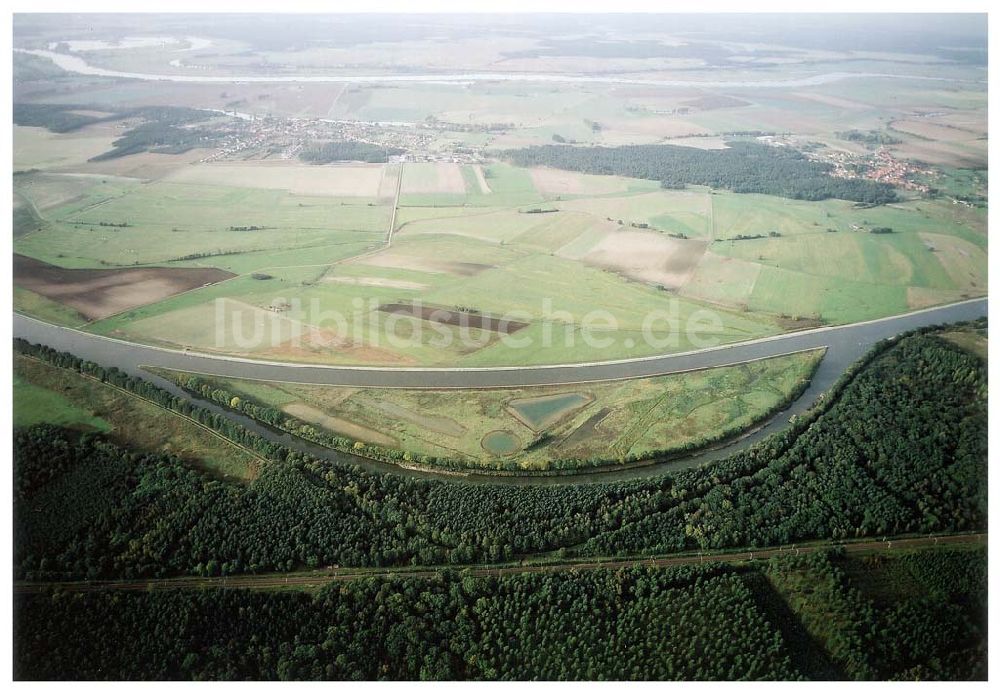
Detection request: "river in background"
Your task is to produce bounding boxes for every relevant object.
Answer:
[14,48,982,89]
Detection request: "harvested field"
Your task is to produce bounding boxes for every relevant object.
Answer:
[790,91,871,110]
[13,126,117,170]
[682,94,750,111]
[13,254,234,321]
[324,276,428,290]
[665,136,730,150]
[680,252,762,307]
[123,297,413,365]
[890,119,984,143]
[65,109,117,118]
[79,149,220,181]
[263,339,417,366]
[472,165,492,194]
[918,232,987,293]
[377,163,402,200]
[283,402,397,447]
[165,161,386,197]
[906,286,970,311]
[401,162,467,194]
[889,140,986,169]
[601,116,710,139]
[529,167,630,196]
[353,252,494,276]
[123,298,326,354]
[581,230,708,288]
[378,302,529,334]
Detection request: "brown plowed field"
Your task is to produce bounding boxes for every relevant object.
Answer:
[379,301,529,334]
[13,254,234,321]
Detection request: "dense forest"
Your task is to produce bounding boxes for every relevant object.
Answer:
[299,140,404,164]
[15,547,986,680]
[14,103,113,133]
[13,103,223,160]
[764,549,987,680]
[836,129,902,147]
[12,322,987,580]
[502,141,899,203]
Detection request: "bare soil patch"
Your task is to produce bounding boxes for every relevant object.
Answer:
[166,161,386,197]
[529,167,627,196]
[602,117,710,139]
[377,163,402,200]
[581,230,708,288]
[378,301,530,334]
[354,252,493,276]
[251,319,417,365]
[681,94,750,111]
[283,402,397,447]
[401,162,467,194]
[13,254,234,321]
[80,149,219,180]
[664,136,730,150]
[324,275,428,290]
[66,109,118,118]
[791,91,870,110]
[906,286,970,311]
[891,119,983,143]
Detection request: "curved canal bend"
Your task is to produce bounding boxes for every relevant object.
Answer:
[13,297,987,486]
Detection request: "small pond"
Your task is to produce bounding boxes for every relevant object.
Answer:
[481,429,522,456]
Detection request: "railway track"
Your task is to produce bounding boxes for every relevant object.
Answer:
[15,532,985,595]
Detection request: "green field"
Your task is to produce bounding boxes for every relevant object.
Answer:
[399,162,545,207]
[154,348,823,470]
[14,374,111,432]
[14,355,258,481]
[17,161,986,364]
[14,180,389,269]
[13,287,87,326]
[11,80,987,368]
[13,125,118,170]
[559,188,714,237]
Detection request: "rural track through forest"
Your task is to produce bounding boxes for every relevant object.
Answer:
[13,532,986,595]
